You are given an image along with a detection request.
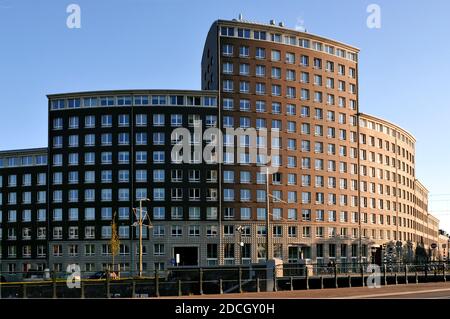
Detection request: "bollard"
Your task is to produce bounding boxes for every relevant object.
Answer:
[198,268,203,295]
[443,265,447,283]
[178,280,182,297]
[320,276,324,289]
[219,279,223,295]
[23,284,27,299]
[256,276,260,293]
[290,276,294,291]
[106,270,111,299]
[334,264,338,288]
[348,275,352,288]
[305,268,310,290]
[238,267,243,293]
[425,266,428,282]
[383,265,387,286]
[360,265,365,287]
[80,280,85,299]
[415,271,419,285]
[155,269,160,297]
[395,273,398,285]
[405,265,408,285]
[131,279,136,298]
[52,271,57,299]
[273,267,277,292]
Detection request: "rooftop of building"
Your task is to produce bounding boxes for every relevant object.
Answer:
[47,89,218,99]
[0,147,47,157]
[359,113,416,144]
[216,17,360,53]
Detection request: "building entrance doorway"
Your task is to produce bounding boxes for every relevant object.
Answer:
[173,247,198,266]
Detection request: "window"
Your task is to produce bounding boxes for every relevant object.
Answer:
[223,80,234,92]
[68,99,81,108]
[253,64,265,78]
[53,136,63,148]
[83,171,95,184]
[35,172,46,186]
[53,117,63,130]
[239,45,249,57]
[171,114,183,127]
[252,207,265,221]
[153,151,164,163]
[84,152,95,165]
[153,114,165,127]
[256,83,266,95]
[82,115,96,129]
[102,226,112,239]
[298,54,309,66]
[68,153,78,166]
[135,114,147,127]
[240,81,250,93]
[153,132,165,145]
[154,244,165,256]
[83,134,95,146]
[136,170,147,183]
[119,207,129,220]
[52,209,62,221]
[224,189,235,201]
[136,132,147,145]
[256,226,267,238]
[85,228,95,240]
[119,226,129,239]
[136,188,147,201]
[284,86,296,100]
[85,189,95,202]
[222,44,233,56]
[153,207,165,220]
[153,188,165,201]
[256,47,266,59]
[69,227,79,239]
[84,208,95,221]
[68,116,79,129]
[221,26,234,36]
[188,207,201,220]
[101,152,112,164]
[271,50,281,61]
[68,190,78,203]
[101,114,112,127]
[285,52,295,64]
[118,188,130,201]
[118,133,129,145]
[239,63,250,76]
[237,28,250,38]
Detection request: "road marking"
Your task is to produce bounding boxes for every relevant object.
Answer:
[335,288,450,299]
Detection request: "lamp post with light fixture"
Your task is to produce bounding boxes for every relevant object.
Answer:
[132,198,151,278]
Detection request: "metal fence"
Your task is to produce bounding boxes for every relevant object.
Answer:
[0,261,448,298]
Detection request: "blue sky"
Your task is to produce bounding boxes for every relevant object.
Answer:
[1,0,450,231]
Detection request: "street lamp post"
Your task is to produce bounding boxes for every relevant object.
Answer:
[133,198,151,278]
[265,167,271,261]
[236,226,244,264]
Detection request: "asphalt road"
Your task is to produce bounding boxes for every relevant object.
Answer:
[175,282,450,299]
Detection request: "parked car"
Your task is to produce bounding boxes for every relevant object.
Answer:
[88,271,119,280]
[22,269,51,282]
[88,271,107,279]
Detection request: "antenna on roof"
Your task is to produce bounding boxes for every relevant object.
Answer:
[238,13,243,21]
[269,19,276,25]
